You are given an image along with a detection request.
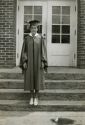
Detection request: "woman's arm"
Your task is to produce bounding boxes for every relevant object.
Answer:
[19,37,28,70]
[41,36,48,72]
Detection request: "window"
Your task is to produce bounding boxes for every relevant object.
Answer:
[24,6,42,37]
[52,6,70,44]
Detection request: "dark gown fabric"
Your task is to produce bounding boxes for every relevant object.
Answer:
[19,34,48,91]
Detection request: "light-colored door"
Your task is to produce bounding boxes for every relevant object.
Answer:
[16,1,47,65]
[47,1,77,66]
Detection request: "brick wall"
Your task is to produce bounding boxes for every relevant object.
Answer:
[77,0,85,68]
[0,0,85,68]
[0,0,16,67]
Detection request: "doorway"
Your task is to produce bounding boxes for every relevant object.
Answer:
[16,0,77,67]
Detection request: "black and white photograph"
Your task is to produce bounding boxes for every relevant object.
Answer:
[0,0,85,124]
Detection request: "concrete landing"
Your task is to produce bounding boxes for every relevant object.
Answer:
[48,67,85,73]
[0,66,85,73]
[0,111,84,125]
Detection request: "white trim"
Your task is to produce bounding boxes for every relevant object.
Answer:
[16,0,19,66]
[29,33,39,37]
[75,0,78,67]
[70,0,77,67]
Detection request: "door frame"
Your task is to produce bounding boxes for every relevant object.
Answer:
[16,0,78,67]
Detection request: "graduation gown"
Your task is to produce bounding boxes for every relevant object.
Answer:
[19,33,48,91]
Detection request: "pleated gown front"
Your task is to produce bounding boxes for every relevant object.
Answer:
[20,33,47,91]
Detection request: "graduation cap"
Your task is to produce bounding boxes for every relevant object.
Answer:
[29,20,40,27]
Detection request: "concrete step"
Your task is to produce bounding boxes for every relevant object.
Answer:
[45,80,85,89]
[0,89,85,100]
[0,73,23,79]
[0,79,24,89]
[0,79,85,89]
[1,72,85,80]
[45,73,85,80]
[0,100,85,111]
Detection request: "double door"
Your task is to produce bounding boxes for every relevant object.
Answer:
[17,0,77,66]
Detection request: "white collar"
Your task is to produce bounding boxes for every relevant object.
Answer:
[29,33,39,37]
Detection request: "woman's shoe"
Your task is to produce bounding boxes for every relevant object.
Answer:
[29,98,34,105]
[34,98,38,106]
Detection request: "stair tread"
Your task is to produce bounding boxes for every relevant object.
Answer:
[1,79,85,82]
[0,79,23,82]
[0,67,85,74]
[0,89,85,93]
[45,80,85,82]
[0,100,85,105]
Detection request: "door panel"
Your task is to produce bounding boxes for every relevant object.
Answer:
[47,1,77,66]
[17,1,47,65]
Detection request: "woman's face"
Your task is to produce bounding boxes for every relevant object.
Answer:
[30,25,38,35]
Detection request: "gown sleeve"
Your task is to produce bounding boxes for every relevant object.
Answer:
[41,36,48,71]
[19,37,28,70]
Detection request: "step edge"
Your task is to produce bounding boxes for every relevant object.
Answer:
[0,89,85,93]
[0,100,85,106]
[1,79,85,82]
[45,80,85,82]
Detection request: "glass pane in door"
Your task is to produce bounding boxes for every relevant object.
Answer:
[52,6,70,44]
[34,6,42,14]
[62,6,70,15]
[24,6,42,38]
[24,6,32,14]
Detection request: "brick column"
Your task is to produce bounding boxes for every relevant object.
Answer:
[0,0,16,67]
[77,0,85,68]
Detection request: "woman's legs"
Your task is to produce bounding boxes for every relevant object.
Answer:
[34,90,39,106]
[30,90,34,98]
[29,90,39,105]
[35,90,39,98]
[29,90,34,105]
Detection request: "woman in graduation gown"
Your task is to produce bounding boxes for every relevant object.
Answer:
[19,20,48,106]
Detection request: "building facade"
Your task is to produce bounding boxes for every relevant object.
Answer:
[0,0,85,68]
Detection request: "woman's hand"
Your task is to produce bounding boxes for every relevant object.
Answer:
[23,62,27,69]
[44,67,48,73]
